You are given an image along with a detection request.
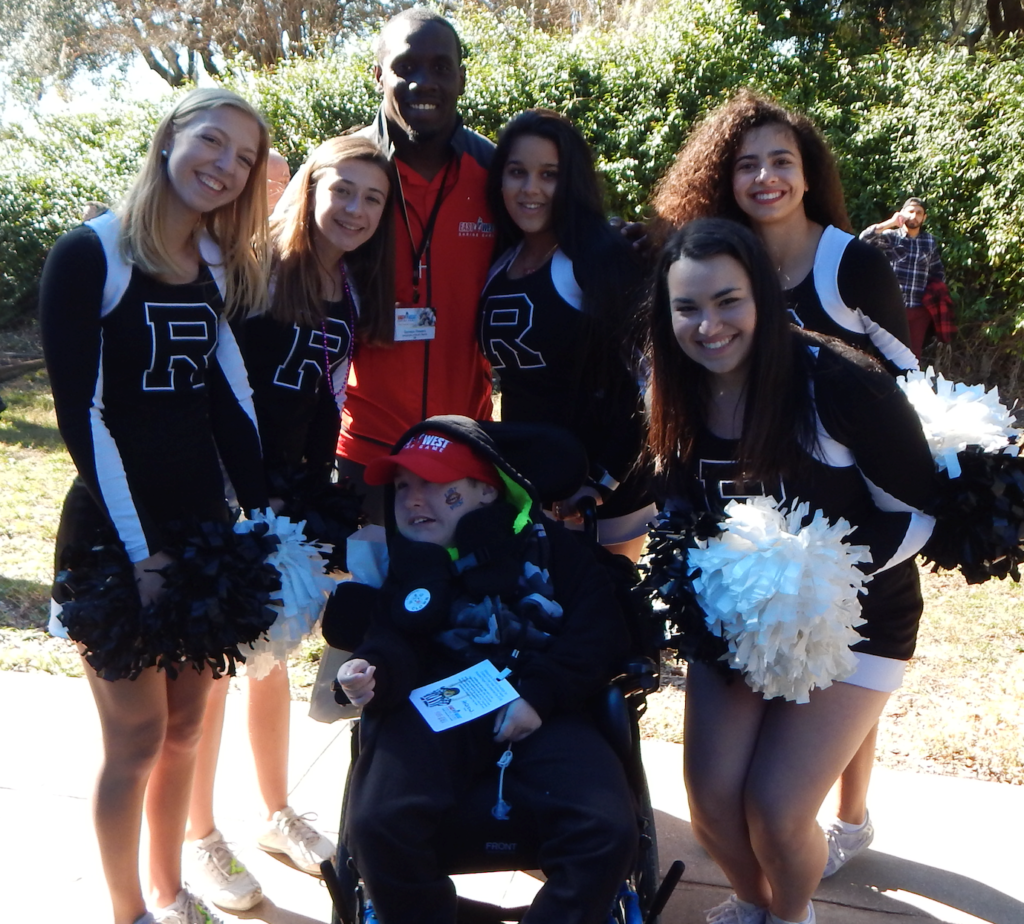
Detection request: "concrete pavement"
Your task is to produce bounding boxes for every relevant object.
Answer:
[1,669,1020,924]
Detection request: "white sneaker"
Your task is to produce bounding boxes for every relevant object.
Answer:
[154,890,222,924]
[256,806,335,875]
[189,829,263,911]
[705,895,767,924]
[822,811,875,877]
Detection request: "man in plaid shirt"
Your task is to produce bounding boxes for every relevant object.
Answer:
[860,197,948,359]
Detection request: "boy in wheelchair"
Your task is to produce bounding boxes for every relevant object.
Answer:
[326,415,638,924]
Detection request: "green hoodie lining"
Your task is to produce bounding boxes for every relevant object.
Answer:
[447,468,534,560]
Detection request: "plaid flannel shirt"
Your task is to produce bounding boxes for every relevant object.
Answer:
[858,226,945,310]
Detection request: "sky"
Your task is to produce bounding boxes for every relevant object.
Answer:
[0,57,193,128]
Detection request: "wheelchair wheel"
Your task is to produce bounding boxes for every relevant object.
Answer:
[326,842,361,924]
[633,765,660,922]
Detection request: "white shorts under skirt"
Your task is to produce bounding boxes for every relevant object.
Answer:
[839,651,906,693]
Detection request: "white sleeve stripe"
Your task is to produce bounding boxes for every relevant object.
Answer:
[332,357,351,414]
[89,332,151,562]
[551,249,584,311]
[873,511,935,573]
[854,308,920,371]
[216,316,261,441]
[858,471,935,572]
[859,471,918,514]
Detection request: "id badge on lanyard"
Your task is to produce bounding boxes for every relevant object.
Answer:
[394,305,437,341]
[396,158,453,343]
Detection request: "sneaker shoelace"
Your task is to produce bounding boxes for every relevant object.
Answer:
[283,811,323,848]
[204,838,245,877]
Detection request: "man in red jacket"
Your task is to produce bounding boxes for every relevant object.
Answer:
[340,9,496,522]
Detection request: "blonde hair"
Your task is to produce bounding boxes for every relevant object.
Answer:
[119,87,271,316]
[269,135,395,342]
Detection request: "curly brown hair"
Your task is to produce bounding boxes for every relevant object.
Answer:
[650,89,851,238]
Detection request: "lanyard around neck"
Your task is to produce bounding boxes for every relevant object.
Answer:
[320,260,356,401]
[396,157,454,305]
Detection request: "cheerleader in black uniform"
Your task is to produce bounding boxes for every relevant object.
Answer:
[652,90,917,867]
[185,136,395,909]
[652,90,916,375]
[479,109,655,561]
[644,219,935,924]
[40,89,271,924]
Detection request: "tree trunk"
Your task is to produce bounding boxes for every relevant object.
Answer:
[988,0,1024,35]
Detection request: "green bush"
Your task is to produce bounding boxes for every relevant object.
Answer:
[4,0,1024,399]
[0,105,160,327]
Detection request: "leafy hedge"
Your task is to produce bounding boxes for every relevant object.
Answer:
[3,0,1024,393]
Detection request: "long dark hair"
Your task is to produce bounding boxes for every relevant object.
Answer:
[645,218,816,488]
[487,108,643,375]
[651,89,850,239]
[269,136,396,344]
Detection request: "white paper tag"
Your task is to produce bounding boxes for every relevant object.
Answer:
[409,660,519,732]
[395,306,437,341]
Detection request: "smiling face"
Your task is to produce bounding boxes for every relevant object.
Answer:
[375,19,465,145]
[731,123,809,229]
[501,134,560,242]
[165,106,261,220]
[310,158,390,263]
[668,253,758,390]
[394,469,498,547]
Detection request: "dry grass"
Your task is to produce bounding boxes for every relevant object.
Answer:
[1,340,1022,783]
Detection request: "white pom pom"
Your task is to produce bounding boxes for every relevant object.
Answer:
[235,510,337,674]
[898,367,1019,476]
[688,497,870,703]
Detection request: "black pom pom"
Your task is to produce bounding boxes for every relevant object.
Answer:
[923,446,1024,584]
[637,508,731,672]
[55,519,281,680]
[269,468,365,570]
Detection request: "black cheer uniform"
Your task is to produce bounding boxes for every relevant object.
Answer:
[479,246,654,542]
[673,335,936,666]
[786,225,918,374]
[41,212,268,657]
[241,288,356,487]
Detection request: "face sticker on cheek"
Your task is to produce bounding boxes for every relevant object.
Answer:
[444,487,464,509]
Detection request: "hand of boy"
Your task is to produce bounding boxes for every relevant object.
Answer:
[493,697,542,743]
[337,658,376,706]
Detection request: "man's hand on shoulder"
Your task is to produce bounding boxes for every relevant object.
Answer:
[493,697,542,743]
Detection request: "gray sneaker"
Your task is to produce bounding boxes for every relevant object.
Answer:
[189,829,263,911]
[154,890,222,924]
[822,811,875,877]
[257,806,335,875]
[705,895,767,924]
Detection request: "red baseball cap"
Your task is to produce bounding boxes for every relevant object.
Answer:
[363,431,502,488]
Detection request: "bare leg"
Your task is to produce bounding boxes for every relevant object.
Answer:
[245,661,292,819]
[146,667,216,907]
[835,721,880,825]
[745,683,889,921]
[683,663,772,907]
[185,675,229,842]
[604,534,647,563]
[83,661,169,924]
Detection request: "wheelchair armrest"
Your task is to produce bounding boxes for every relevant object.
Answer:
[616,655,660,696]
[592,683,633,763]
